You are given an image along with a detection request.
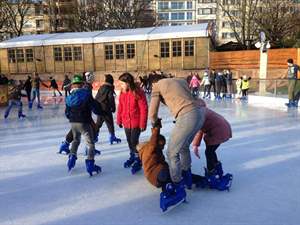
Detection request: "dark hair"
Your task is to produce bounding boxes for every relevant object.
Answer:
[287,58,294,64]
[118,72,137,91]
[158,134,166,144]
[105,74,114,85]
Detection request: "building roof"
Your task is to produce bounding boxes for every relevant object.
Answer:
[0,24,208,48]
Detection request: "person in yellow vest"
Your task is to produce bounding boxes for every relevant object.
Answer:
[241,75,251,100]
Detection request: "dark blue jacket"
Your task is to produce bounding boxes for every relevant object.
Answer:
[65,88,102,123]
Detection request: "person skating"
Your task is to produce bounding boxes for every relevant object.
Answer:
[149,76,206,207]
[49,76,62,97]
[95,74,121,145]
[24,75,32,104]
[200,71,211,98]
[59,73,100,155]
[65,75,103,176]
[29,72,48,109]
[117,72,148,174]
[285,58,299,107]
[189,74,201,98]
[4,80,26,119]
[62,75,71,97]
[192,99,233,191]
[241,75,251,100]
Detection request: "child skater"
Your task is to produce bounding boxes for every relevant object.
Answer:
[192,99,233,191]
[117,72,148,174]
[65,75,103,176]
[137,119,206,212]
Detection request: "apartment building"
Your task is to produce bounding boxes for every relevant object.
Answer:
[155,0,197,26]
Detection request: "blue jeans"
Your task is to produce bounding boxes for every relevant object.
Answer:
[167,107,205,183]
[5,100,23,116]
[31,88,41,105]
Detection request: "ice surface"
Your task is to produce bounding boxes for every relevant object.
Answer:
[0,97,300,225]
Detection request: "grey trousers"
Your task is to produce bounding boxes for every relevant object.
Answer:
[167,107,205,183]
[70,122,95,160]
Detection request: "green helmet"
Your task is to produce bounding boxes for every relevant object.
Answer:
[72,74,83,84]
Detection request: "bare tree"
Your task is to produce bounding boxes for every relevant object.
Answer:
[2,0,32,37]
[254,0,300,47]
[70,0,106,32]
[103,0,155,29]
[217,0,260,49]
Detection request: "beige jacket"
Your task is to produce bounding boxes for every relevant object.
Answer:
[149,78,196,123]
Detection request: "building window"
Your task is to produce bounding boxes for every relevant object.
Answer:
[171,2,184,9]
[158,13,169,20]
[185,40,194,56]
[54,47,62,61]
[158,2,169,10]
[36,19,44,28]
[171,12,185,20]
[115,44,124,59]
[198,8,216,15]
[64,47,72,61]
[172,41,182,57]
[186,12,193,20]
[26,49,33,62]
[16,49,24,63]
[8,49,16,63]
[187,2,193,9]
[126,44,135,59]
[198,0,216,3]
[105,45,113,60]
[73,47,82,61]
[160,42,170,58]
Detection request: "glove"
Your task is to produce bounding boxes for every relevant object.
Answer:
[119,124,123,128]
[152,118,162,128]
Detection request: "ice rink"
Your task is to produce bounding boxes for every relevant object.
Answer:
[1,96,300,225]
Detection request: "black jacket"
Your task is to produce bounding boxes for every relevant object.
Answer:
[65,88,102,123]
[24,78,32,91]
[50,79,58,89]
[95,82,116,113]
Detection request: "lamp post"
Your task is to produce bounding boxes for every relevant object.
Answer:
[255,31,271,95]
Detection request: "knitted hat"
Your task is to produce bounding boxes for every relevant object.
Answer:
[72,74,83,84]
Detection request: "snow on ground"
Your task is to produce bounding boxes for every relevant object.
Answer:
[0,96,300,225]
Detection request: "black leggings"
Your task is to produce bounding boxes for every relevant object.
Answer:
[242,89,248,97]
[205,144,220,171]
[95,112,115,135]
[124,128,141,155]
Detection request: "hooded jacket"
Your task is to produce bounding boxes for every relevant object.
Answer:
[138,127,169,187]
[95,82,116,113]
[65,88,102,123]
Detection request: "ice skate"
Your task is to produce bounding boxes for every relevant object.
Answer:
[85,159,101,176]
[67,154,77,171]
[123,153,135,168]
[109,134,121,145]
[58,141,70,154]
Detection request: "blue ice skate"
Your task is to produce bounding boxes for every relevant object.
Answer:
[182,168,193,189]
[67,154,77,171]
[109,134,121,145]
[160,181,186,213]
[37,104,43,109]
[85,159,101,176]
[131,157,142,174]
[18,113,26,118]
[59,141,70,154]
[123,153,135,168]
[205,163,233,191]
[28,101,33,109]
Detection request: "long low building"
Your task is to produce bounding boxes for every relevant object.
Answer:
[0,24,210,76]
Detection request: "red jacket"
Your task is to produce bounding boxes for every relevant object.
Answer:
[117,88,148,129]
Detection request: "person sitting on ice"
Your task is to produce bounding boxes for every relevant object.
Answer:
[191,98,233,191]
[4,80,27,119]
[137,118,206,212]
[65,74,103,176]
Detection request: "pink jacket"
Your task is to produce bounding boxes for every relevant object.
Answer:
[117,88,148,129]
[189,76,200,88]
[193,107,232,146]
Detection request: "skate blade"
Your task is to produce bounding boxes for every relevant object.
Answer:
[162,198,186,214]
